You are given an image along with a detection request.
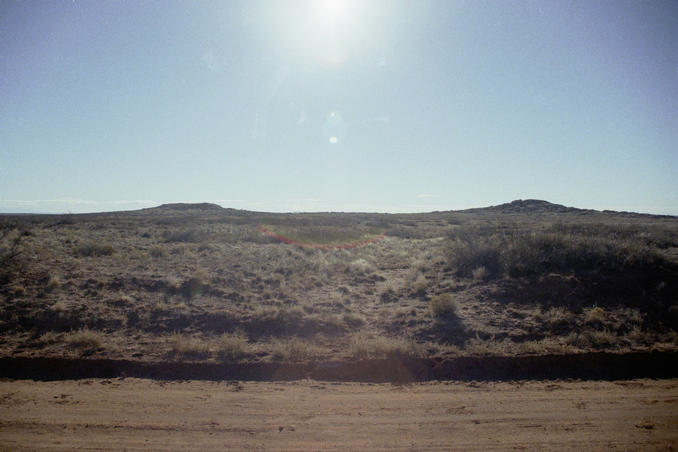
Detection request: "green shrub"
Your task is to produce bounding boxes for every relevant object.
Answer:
[504,233,666,277]
[447,227,673,284]
[448,235,503,278]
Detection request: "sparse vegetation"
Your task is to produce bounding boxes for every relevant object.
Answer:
[0,227,24,285]
[1,200,677,363]
[163,229,204,243]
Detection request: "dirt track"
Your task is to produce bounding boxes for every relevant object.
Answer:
[1,378,677,451]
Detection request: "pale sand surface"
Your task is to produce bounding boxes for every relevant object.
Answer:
[1,378,677,451]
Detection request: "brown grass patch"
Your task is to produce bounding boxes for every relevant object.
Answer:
[65,328,104,349]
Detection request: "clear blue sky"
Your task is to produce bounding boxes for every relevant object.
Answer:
[1,0,677,214]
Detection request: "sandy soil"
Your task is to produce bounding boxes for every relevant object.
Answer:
[1,378,677,451]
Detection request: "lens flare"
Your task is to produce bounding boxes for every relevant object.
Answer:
[322,110,347,144]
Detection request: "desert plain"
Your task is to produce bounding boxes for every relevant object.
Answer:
[1,199,678,450]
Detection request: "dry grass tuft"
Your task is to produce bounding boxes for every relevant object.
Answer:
[46,275,61,291]
[564,329,620,349]
[349,333,421,359]
[587,329,618,347]
[76,242,114,257]
[472,266,488,281]
[178,269,210,300]
[65,328,104,349]
[342,313,366,329]
[585,306,606,323]
[11,284,26,297]
[270,337,319,362]
[216,333,249,361]
[349,258,373,274]
[430,294,458,321]
[50,300,69,312]
[37,331,61,345]
[149,246,168,258]
[170,332,209,358]
[80,243,114,257]
[464,337,575,356]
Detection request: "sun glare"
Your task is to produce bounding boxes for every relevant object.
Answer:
[269,0,371,67]
[305,0,361,65]
[321,0,345,15]
[313,0,353,26]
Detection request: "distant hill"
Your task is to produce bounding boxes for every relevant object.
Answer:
[151,203,224,211]
[462,199,674,219]
[483,199,581,214]
[146,199,582,215]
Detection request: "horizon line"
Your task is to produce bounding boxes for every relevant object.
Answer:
[0,199,676,217]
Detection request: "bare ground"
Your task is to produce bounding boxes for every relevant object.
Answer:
[1,378,677,451]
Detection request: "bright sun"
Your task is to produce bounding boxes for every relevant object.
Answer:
[271,0,367,67]
[319,0,348,17]
[305,0,361,65]
[311,0,356,29]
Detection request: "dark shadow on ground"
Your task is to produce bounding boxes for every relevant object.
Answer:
[1,351,676,383]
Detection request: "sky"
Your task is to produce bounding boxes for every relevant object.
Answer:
[1,0,677,214]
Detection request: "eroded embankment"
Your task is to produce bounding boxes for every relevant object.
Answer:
[1,351,677,382]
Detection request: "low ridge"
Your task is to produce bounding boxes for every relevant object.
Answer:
[487,199,579,214]
[154,202,224,211]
